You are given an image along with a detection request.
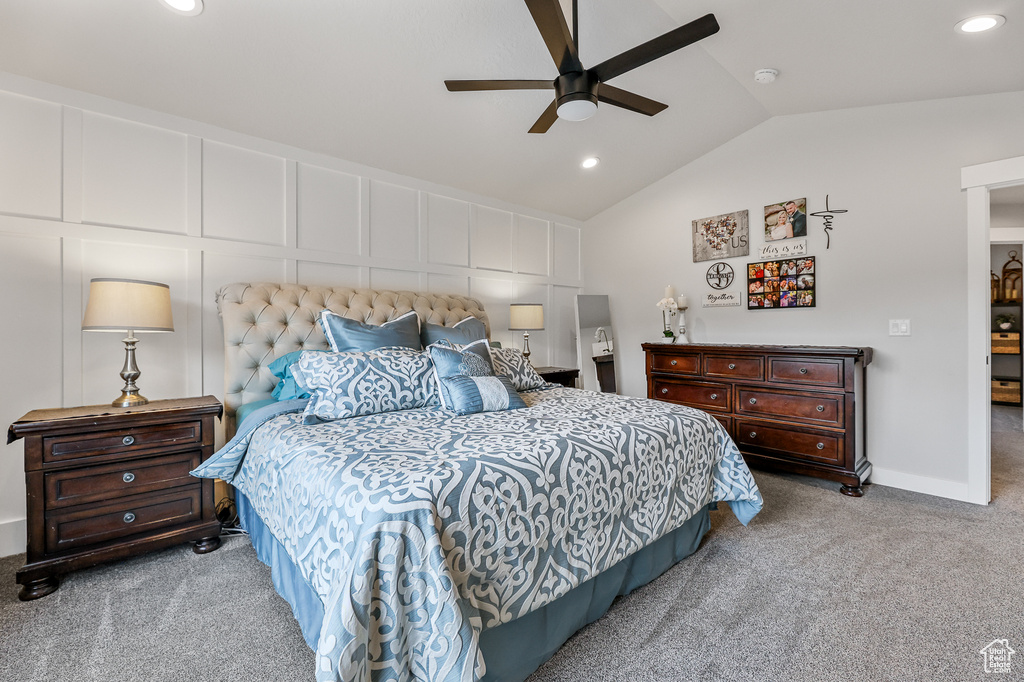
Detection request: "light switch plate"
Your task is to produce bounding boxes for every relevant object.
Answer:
[889,319,911,336]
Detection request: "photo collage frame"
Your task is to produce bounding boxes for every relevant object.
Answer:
[747,256,816,309]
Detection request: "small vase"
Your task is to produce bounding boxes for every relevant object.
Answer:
[1000,322,1013,330]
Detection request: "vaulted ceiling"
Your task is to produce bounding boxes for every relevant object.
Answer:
[0,0,1020,220]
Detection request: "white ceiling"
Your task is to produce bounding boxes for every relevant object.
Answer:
[0,0,1020,220]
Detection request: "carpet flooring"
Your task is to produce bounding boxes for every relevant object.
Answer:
[1,411,1021,682]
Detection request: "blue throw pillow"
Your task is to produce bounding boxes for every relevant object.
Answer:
[428,339,497,410]
[420,316,487,348]
[268,350,327,400]
[319,309,421,353]
[438,375,526,416]
[292,348,438,422]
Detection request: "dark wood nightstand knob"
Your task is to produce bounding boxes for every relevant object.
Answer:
[123,512,136,524]
[122,435,135,446]
[122,472,135,483]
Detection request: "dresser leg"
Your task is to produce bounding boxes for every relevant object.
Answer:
[840,484,864,497]
[193,536,221,554]
[19,575,60,601]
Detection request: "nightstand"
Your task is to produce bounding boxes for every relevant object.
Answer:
[534,366,580,388]
[7,396,223,600]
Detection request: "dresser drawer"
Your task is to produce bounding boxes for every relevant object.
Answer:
[652,379,730,411]
[736,387,844,427]
[736,420,843,466]
[768,357,844,387]
[650,352,701,375]
[709,413,732,436]
[45,487,202,554]
[704,355,764,381]
[44,451,201,510]
[42,421,203,465]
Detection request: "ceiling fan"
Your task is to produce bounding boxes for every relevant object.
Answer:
[444,0,719,133]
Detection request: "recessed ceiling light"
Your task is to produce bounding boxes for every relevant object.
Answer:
[581,157,600,169]
[161,0,203,16]
[955,14,1005,33]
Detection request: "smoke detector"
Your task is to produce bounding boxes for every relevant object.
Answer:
[753,69,778,84]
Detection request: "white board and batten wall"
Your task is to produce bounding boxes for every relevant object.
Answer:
[0,75,584,558]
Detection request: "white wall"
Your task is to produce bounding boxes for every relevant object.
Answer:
[583,90,1024,501]
[0,75,583,557]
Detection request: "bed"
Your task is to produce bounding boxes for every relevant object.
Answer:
[192,282,762,682]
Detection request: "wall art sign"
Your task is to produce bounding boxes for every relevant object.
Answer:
[747,256,816,309]
[763,198,807,241]
[758,238,807,260]
[705,262,735,289]
[809,194,848,249]
[703,292,741,307]
[692,210,749,263]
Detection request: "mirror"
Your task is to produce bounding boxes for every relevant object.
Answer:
[575,294,615,392]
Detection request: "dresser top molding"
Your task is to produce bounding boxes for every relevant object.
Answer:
[641,343,873,365]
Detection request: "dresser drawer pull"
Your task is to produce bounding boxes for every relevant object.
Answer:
[816,405,825,412]
[800,367,808,374]
[710,393,718,400]
[749,397,757,405]
[670,360,678,366]
[123,512,136,524]
[661,388,669,395]
[122,435,135,446]
[748,431,757,439]
[122,472,136,483]
[728,363,736,370]
[816,443,825,450]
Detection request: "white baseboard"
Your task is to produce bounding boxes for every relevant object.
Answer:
[0,517,25,558]
[870,467,980,504]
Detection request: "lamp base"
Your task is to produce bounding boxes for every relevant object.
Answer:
[112,391,149,408]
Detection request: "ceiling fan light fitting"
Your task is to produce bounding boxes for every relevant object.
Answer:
[557,95,598,122]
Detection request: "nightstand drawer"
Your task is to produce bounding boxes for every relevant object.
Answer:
[652,379,730,411]
[46,487,202,554]
[736,387,844,427]
[43,421,203,465]
[44,451,201,510]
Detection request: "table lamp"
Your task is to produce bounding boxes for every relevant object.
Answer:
[82,278,174,407]
[509,303,544,360]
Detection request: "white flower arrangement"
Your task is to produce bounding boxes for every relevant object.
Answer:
[656,297,679,312]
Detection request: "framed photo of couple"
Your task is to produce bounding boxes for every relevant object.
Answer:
[747,256,816,309]
[763,198,807,241]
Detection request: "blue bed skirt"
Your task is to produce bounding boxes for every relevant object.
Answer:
[237,492,712,682]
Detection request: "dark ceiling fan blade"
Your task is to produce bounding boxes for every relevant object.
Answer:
[597,84,667,116]
[445,79,554,92]
[524,0,582,74]
[528,100,559,134]
[590,13,719,83]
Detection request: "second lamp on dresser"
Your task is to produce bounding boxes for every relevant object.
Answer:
[643,343,872,496]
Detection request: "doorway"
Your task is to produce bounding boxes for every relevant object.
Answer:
[963,155,1024,504]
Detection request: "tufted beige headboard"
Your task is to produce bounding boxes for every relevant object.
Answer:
[215,282,490,432]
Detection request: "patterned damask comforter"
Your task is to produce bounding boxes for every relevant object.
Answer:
[193,387,762,682]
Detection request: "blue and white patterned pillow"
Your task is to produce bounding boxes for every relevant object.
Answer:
[420,316,487,348]
[427,339,496,410]
[489,347,547,391]
[438,374,526,416]
[319,309,421,353]
[292,348,437,423]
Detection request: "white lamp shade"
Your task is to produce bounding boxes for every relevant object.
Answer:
[509,303,544,331]
[82,278,174,332]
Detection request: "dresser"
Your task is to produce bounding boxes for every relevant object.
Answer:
[7,396,223,600]
[643,343,872,496]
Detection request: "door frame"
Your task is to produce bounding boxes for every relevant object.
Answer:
[963,154,1024,504]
